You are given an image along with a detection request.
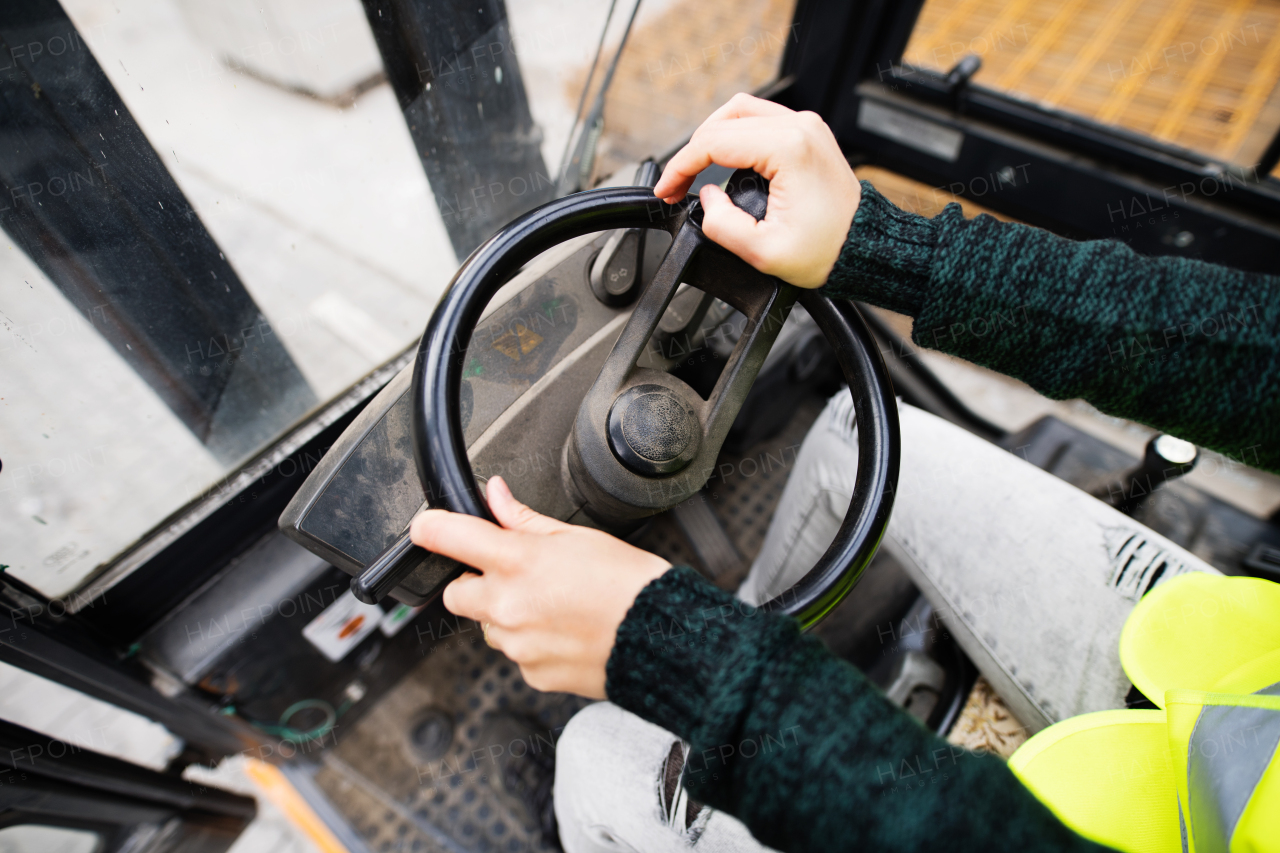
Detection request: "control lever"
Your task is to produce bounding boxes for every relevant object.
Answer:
[351,507,467,605]
[351,529,420,604]
[589,229,647,305]
[589,160,660,306]
[1094,434,1199,515]
[633,159,659,191]
[945,54,982,111]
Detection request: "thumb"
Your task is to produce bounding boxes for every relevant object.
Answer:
[486,476,568,535]
[699,183,765,264]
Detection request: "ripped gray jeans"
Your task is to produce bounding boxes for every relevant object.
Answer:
[553,394,1216,852]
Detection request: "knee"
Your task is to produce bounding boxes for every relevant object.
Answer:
[555,703,665,852]
[555,702,618,786]
[554,702,635,820]
[554,703,676,806]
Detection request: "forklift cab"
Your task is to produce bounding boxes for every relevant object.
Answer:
[3,1,1279,851]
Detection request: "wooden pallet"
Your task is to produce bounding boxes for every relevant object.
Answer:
[946,676,1031,758]
[903,0,1280,174]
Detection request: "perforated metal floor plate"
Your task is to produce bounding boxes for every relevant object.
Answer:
[312,628,587,853]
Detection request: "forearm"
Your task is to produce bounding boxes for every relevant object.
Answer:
[606,567,1109,853]
[825,181,1280,472]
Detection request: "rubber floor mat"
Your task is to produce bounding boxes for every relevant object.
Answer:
[312,624,588,853]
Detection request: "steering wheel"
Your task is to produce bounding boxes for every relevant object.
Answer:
[356,170,900,629]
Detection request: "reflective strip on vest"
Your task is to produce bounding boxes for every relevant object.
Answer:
[1010,574,1280,853]
[1167,687,1280,853]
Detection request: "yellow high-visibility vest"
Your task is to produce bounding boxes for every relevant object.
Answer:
[1008,572,1280,853]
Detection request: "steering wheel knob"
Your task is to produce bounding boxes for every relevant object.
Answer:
[607,384,701,476]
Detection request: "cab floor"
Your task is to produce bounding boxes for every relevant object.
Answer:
[309,632,588,853]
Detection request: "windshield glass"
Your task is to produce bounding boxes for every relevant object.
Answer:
[903,0,1280,173]
[1,0,796,598]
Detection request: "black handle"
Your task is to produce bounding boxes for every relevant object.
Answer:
[1096,434,1199,515]
[634,159,660,188]
[351,532,426,604]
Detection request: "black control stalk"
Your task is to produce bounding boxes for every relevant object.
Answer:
[1095,434,1199,516]
[351,531,426,605]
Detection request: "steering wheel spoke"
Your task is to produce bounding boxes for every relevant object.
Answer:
[691,249,798,459]
[567,171,800,519]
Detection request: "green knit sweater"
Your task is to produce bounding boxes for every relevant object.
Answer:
[605,183,1279,851]
[607,567,1105,852]
[828,181,1278,471]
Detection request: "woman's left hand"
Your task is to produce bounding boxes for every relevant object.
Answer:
[409,476,672,699]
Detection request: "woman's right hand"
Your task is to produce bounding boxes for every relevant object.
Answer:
[653,93,861,290]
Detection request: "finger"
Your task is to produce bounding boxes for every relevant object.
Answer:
[410,509,523,573]
[441,571,488,621]
[654,97,792,201]
[656,118,795,202]
[481,622,506,653]
[653,158,698,205]
[704,92,793,123]
[487,476,570,536]
[698,183,766,261]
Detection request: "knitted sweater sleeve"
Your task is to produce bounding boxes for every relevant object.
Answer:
[824,180,1280,473]
[606,566,1112,853]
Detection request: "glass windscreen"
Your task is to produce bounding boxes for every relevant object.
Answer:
[0,0,796,598]
[903,0,1280,171]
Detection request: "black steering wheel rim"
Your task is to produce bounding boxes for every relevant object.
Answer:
[412,186,900,629]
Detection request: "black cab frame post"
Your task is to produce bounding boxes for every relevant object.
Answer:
[0,718,255,853]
